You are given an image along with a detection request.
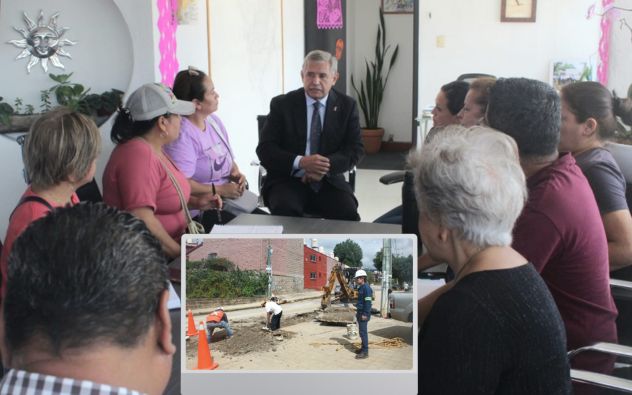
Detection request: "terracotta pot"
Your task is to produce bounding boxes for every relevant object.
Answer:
[361,128,384,154]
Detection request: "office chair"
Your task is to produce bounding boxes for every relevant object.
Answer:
[255,115,357,215]
[569,340,632,393]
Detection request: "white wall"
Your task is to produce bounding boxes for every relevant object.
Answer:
[418,0,601,114]
[150,0,209,79]
[347,0,414,143]
[176,1,210,74]
[0,0,147,239]
[207,0,304,192]
[607,0,632,95]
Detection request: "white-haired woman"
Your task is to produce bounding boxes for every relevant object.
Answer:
[415,126,571,394]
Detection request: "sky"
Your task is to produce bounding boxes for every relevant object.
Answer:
[304,237,413,270]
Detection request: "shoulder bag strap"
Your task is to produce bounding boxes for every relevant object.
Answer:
[207,116,235,160]
[158,158,203,234]
[10,195,55,220]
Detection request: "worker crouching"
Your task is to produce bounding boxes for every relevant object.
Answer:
[206,307,233,341]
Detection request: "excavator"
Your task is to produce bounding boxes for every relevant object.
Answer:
[320,263,358,309]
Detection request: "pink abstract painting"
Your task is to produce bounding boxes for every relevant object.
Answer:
[157,0,179,87]
[317,0,344,29]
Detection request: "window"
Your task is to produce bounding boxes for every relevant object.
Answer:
[310,272,316,280]
[207,253,217,259]
[310,255,317,262]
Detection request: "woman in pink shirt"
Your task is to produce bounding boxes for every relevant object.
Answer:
[1,108,101,297]
[103,83,221,258]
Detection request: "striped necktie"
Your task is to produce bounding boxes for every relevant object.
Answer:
[310,101,322,192]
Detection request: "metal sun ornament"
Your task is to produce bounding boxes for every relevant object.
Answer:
[8,10,77,74]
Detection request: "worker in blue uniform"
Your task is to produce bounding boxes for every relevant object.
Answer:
[354,269,372,359]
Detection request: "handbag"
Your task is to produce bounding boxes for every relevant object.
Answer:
[223,189,259,216]
[161,160,205,234]
[207,117,259,216]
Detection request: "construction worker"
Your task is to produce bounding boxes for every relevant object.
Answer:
[265,296,283,331]
[354,269,372,359]
[206,307,233,342]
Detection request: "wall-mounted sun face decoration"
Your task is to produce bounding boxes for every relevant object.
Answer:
[8,11,77,74]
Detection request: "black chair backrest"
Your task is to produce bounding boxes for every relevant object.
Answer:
[257,115,267,140]
[402,171,422,252]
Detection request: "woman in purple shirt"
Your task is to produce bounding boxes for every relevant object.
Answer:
[165,67,254,228]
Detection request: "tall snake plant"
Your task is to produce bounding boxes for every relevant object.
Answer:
[351,7,399,129]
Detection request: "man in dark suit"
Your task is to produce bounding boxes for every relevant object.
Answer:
[256,50,363,220]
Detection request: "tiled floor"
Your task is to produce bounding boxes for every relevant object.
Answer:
[354,169,402,223]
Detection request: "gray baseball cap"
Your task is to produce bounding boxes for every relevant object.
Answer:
[127,82,195,121]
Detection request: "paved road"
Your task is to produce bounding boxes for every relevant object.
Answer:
[190,286,388,328]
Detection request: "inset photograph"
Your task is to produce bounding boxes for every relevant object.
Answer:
[183,236,415,371]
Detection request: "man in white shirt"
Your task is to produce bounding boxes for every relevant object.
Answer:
[264,296,283,331]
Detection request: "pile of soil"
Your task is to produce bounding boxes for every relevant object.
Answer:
[187,312,317,360]
[316,306,355,325]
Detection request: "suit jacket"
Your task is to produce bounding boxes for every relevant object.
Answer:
[256,87,364,197]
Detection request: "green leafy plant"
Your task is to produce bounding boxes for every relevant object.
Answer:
[0,97,14,127]
[613,83,632,143]
[48,73,91,112]
[186,258,268,299]
[0,74,123,128]
[40,90,52,112]
[351,7,399,129]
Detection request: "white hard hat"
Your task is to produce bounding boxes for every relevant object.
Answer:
[354,269,367,278]
[215,306,224,311]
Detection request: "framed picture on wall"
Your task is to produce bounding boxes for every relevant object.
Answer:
[382,0,414,14]
[501,0,537,22]
[550,60,594,91]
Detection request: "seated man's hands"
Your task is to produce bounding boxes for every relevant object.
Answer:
[301,170,325,183]
[299,154,330,177]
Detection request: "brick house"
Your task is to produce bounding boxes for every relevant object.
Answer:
[303,245,337,290]
[187,238,305,294]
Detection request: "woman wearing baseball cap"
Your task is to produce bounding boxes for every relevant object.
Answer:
[102,83,221,258]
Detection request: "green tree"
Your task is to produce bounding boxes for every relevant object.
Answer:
[372,249,413,284]
[333,239,363,267]
[373,248,384,272]
[392,255,413,284]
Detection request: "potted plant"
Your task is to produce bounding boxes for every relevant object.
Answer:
[0,73,123,134]
[351,7,399,154]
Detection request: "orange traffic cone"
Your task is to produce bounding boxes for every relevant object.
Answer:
[195,321,219,370]
[186,310,197,337]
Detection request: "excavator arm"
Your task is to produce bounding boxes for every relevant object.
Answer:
[320,264,358,309]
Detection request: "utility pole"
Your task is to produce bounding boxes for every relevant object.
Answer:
[266,241,273,298]
[380,238,392,318]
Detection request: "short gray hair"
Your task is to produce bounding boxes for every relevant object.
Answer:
[411,125,527,248]
[25,107,102,189]
[302,50,337,74]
